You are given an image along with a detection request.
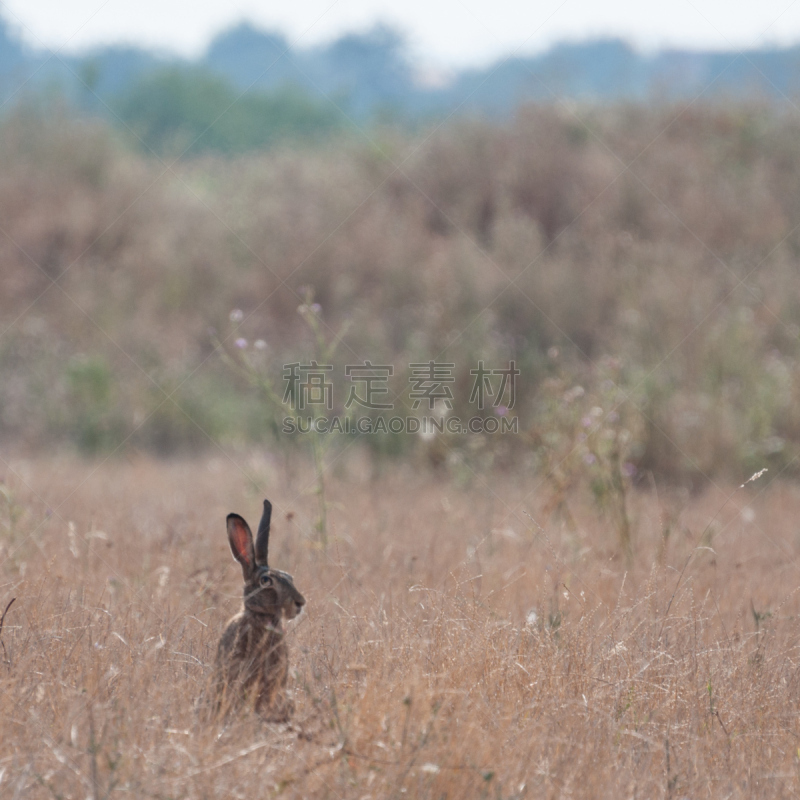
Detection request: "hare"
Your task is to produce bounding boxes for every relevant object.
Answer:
[212,499,305,721]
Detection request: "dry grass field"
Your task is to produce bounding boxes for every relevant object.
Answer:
[5,97,800,799]
[1,451,799,798]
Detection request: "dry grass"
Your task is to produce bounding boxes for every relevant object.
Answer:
[1,452,799,798]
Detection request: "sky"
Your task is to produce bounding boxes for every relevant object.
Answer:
[4,0,800,68]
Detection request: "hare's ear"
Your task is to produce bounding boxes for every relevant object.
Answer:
[255,499,272,566]
[227,514,255,579]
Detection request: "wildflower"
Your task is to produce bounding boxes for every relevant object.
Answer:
[156,566,170,588]
[235,338,248,349]
[581,416,593,428]
[419,427,435,442]
[622,462,637,478]
[254,339,267,350]
[495,405,508,417]
[229,309,244,323]
[563,385,585,403]
[310,303,322,314]
[583,453,596,465]
[741,468,768,487]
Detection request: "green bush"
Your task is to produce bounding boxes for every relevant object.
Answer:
[65,356,125,454]
[114,67,341,155]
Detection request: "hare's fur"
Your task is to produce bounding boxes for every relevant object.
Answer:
[211,500,305,721]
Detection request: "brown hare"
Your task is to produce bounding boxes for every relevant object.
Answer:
[212,499,305,721]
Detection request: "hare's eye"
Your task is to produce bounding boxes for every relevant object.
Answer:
[259,574,273,587]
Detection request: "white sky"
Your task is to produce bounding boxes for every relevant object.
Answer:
[4,0,800,68]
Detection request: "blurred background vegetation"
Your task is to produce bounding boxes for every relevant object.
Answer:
[2,15,800,488]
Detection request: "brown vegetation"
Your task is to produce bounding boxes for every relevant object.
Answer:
[2,105,800,481]
[0,454,798,797]
[2,101,800,796]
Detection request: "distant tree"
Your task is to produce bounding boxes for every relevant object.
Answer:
[114,66,340,156]
[0,16,28,73]
[77,47,165,100]
[204,22,414,119]
[204,23,298,90]
[311,25,413,117]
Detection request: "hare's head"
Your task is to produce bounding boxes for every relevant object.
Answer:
[226,500,305,621]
